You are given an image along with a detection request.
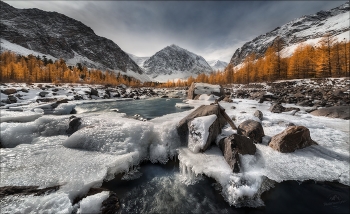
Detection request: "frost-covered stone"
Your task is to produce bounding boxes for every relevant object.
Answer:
[188,114,217,153]
[177,105,227,149]
[269,126,317,153]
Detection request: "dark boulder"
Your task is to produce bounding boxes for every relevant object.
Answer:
[74,95,83,100]
[0,185,59,199]
[90,88,99,96]
[219,134,256,173]
[269,103,285,113]
[310,106,350,120]
[36,98,57,103]
[51,99,69,108]
[39,91,49,97]
[237,120,265,143]
[253,110,263,120]
[1,88,17,95]
[297,100,313,107]
[66,116,82,135]
[269,126,317,153]
[7,95,17,103]
[101,192,120,214]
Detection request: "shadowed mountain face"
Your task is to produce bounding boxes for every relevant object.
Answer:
[0,1,150,81]
[229,2,350,66]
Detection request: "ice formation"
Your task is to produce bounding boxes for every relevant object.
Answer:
[188,114,217,153]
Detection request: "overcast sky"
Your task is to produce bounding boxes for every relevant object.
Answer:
[5,1,345,62]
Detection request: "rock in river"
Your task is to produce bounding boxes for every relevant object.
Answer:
[269,126,317,153]
[237,120,265,143]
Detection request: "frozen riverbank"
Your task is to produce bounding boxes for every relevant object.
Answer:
[0,82,349,213]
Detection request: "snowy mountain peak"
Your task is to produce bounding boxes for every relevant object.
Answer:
[207,60,228,71]
[229,2,350,66]
[143,45,213,82]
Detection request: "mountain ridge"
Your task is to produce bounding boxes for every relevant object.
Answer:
[0,1,150,82]
[229,2,350,67]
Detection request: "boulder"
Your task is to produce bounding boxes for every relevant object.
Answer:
[51,99,69,108]
[187,82,224,99]
[177,105,228,151]
[7,95,17,103]
[219,134,256,173]
[0,185,59,199]
[36,98,57,103]
[269,103,285,113]
[66,116,82,136]
[253,110,263,120]
[90,88,99,96]
[269,126,317,153]
[39,91,49,97]
[1,88,17,95]
[237,120,265,143]
[222,96,233,103]
[101,192,120,214]
[310,106,350,120]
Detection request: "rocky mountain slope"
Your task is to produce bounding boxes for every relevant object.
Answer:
[127,53,150,69]
[229,2,350,66]
[143,44,213,82]
[0,1,150,82]
[208,60,228,71]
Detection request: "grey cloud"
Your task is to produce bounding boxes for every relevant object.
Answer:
[4,1,346,62]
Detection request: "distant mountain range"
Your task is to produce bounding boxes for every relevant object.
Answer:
[229,2,349,66]
[207,60,228,71]
[1,1,348,82]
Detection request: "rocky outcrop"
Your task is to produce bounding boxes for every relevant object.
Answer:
[177,105,228,150]
[66,116,82,136]
[219,134,256,173]
[237,120,265,143]
[254,110,263,120]
[1,88,17,95]
[0,185,59,199]
[310,106,350,120]
[101,192,120,214]
[187,82,224,99]
[269,126,317,153]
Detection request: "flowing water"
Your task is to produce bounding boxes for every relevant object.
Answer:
[103,161,349,214]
